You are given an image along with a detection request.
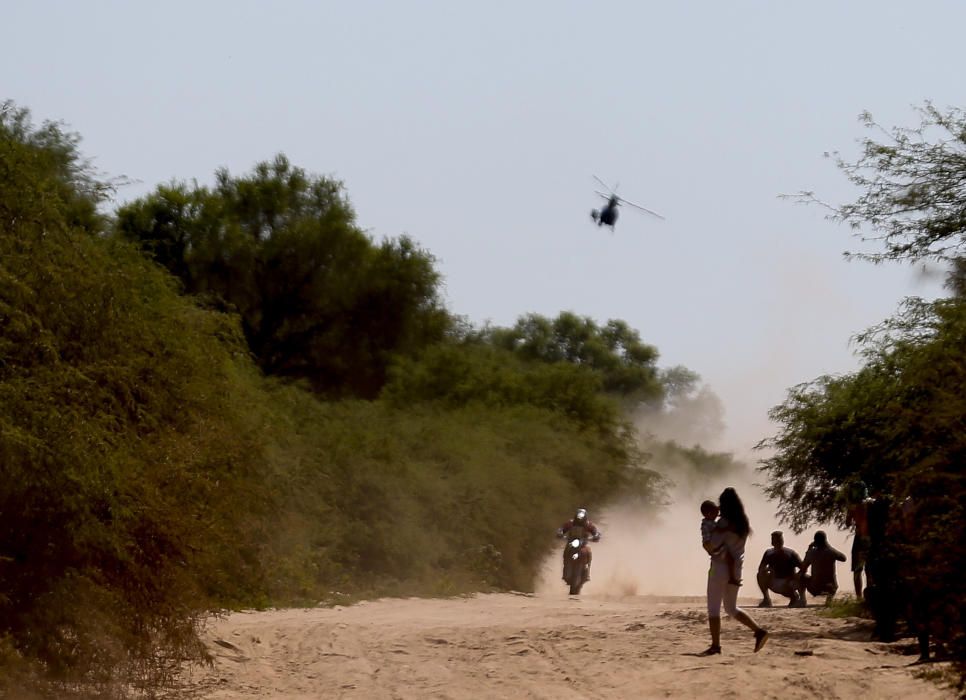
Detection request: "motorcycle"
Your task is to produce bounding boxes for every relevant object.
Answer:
[562,536,591,595]
[560,527,603,595]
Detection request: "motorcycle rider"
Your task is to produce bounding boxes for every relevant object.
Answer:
[557,508,601,582]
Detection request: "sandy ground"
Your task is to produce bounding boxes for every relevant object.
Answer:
[168,490,952,700]
[166,591,954,700]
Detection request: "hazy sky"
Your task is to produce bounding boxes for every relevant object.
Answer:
[6,1,963,451]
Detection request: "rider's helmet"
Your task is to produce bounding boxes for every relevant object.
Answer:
[574,508,588,524]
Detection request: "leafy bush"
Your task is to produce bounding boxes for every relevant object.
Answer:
[0,104,274,695]
[0,103,667,697]
[255,389,656,600]
[761,297,966,664]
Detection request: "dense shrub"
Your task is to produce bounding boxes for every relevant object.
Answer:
[0,104,277,695]
[1,104,668,697]
[256,396,656,600]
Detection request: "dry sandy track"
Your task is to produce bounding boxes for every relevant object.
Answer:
[167,593,953,699]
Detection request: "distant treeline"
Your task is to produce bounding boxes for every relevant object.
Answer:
[0,102,712,697]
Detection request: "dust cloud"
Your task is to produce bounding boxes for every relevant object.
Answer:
[534,383,852,599]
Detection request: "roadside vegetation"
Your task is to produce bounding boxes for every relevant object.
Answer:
[760,103,966,688]
[0,102,704,697]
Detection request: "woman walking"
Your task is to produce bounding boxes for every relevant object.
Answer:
[701,487,769,655]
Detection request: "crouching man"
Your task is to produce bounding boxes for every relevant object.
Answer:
[757,530,805,607]
[799,531,847,605]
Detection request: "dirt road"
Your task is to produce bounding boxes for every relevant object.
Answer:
[168,592,952,699]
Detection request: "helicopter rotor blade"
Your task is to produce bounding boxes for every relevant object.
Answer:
[592,175,614,194]
[595,190,612,200]
[616,196,665,220]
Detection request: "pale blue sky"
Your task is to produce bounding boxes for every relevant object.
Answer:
[6,1,963,450]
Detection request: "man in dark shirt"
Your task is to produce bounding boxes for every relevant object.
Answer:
[844,480,873,599]
[799,530,847,605]
[757,531,804,607]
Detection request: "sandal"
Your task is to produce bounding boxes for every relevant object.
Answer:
[698,645,721,656]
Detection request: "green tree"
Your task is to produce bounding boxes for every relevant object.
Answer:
[764,103,966,527]
[0,104,277,695]
[482,312,664,405]
[383,342,620,432]
[116,155,449,397]
[0,100,105,236]
[764,104,966,673]
[759,297,966,662]
[796,102,966,264]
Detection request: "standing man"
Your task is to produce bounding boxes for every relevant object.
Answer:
[757,531,805,607]
[865,490,900,641]
[799,531,847,605]
[845,481,873,599]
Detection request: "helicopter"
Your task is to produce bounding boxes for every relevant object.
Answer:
[590,176,664,229]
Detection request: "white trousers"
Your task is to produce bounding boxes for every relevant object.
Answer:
[707,560,742,618]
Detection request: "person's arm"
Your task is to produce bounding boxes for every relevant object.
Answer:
[833,547,846,563]
[800,547,813,574]
[758,551,770,574]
